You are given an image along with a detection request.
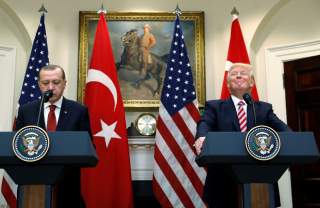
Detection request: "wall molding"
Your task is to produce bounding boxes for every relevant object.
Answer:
[0,44,16,130]
[265,39,320,208]
[265,39,320,121]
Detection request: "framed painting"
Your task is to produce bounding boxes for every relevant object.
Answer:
[78,11,205,108]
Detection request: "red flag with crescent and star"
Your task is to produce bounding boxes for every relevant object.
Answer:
[220,13,259,101]
[81,12,133,208]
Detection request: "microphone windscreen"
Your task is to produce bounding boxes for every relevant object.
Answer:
[43,90,53,102]
[243,93,252,105]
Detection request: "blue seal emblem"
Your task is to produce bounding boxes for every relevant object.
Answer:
[245,125,281,161]
[12,125,50,162]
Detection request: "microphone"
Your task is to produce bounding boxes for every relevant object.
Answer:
[36,90,53,127]
[243,93,256,125]
[43,90,53,103]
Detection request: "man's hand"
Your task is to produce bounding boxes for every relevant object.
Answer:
[194,137,205,155]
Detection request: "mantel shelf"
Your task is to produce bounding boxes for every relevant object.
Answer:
[128,137,155,181]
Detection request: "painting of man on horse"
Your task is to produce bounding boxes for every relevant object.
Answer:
[117,26,167,99]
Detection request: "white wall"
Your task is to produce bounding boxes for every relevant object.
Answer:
[2,0,320,207]
[253,0,320,101]
[251,1,320,207]
[0,45,16,130]
[1,0,279,107]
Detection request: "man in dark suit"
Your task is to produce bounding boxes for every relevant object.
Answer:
[195,63,290,208]
[15,64,91,208]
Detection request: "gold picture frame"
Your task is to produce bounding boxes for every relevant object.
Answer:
[78,11,205,108]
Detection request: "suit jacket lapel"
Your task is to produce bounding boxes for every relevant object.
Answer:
[34,100,46,129]
[226,98,240,131]
[56,97,68,131]
[39,105,46,129]
[247,103,254,130]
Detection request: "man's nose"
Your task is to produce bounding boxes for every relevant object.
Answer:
[48,83,55,90]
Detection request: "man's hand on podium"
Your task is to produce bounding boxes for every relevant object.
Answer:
[194,137,205,155]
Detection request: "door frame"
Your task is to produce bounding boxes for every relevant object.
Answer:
[265,39,320,121]
[0,44,16,130]
[265,39,320,208]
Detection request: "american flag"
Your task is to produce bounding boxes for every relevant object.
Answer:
[1,13,49,208]
[153,15,207,207]
[18,14,49,106]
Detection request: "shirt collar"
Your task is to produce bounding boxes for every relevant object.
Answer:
[44,96,63,109]
[231,95,246,108]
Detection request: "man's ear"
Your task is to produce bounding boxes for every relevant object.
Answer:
[249,76,255,87]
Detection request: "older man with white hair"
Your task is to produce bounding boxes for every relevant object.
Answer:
[195,63,291,208]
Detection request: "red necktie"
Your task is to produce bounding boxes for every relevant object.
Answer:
[47,105,56,131]
[237,101,247,132]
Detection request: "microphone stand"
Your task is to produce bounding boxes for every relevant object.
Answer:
[243,93,257,126]
[36,90,53,127]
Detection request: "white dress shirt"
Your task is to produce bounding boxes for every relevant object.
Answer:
[43,96,63,129]
[231,95,247,115]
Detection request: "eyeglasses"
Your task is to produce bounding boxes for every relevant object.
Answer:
[229,71,250,77]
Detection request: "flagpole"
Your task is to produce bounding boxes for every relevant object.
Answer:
[173,4,182,16]
[230,6,239,16]
[153,6,206,207]
[97,3,106,14]
[16,6,50,207]
[38,3,48,14]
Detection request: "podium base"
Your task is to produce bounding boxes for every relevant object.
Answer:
[18,185,55,208]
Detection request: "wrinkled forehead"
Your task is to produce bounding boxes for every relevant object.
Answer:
[39,68,64,80]
[229,65,251,73]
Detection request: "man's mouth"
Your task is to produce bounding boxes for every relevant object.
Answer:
[235,81,245,86]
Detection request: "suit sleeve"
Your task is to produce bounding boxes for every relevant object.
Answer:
[196,101,217,139]
[79,106,93,141]
[15,106,24,131]
[266,104,291,131]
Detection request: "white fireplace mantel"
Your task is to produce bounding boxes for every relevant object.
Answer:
[128,137,155,181]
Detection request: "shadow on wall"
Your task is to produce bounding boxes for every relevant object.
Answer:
[0,0,31,50]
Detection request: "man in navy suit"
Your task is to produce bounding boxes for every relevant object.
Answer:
[195,63,290,208]
[16,65,91,208]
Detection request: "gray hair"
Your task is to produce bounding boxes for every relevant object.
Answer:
[39,64,66,80]
[227,63,254,81]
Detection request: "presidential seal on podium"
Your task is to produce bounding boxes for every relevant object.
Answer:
[245,125,281,161]
[12,125,50,162]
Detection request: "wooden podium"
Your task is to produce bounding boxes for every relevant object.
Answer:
[196,131,319,208]
[0,131,98,208]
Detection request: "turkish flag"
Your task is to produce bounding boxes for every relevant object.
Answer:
[81,13,133,208]
[220,14,259,101]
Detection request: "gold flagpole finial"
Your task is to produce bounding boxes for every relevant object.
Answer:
[38,4,48,14]
[231,7,239,16]
[97,3,106,14]
[173,4,182,16]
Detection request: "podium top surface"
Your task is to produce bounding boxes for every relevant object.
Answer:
[0,131,97,167]
[196,131,320,166]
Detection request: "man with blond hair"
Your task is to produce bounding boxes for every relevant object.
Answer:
[195,63,290,207]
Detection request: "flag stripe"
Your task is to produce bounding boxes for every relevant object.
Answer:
[172,112,195,149]
[153,15,206,208]
[159,104,207,181]
[185,101,201,123]
[1,178,16,208]
[157,115,205,198]
[155,133,204,208]
[154,144,194,207]
[153,161,182,207]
